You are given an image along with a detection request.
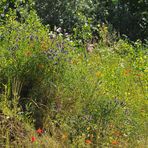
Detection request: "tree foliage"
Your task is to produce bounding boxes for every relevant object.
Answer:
[34,0,148,41]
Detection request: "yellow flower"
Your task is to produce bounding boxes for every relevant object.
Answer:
[41,41,48,50]
[95,71,102,77]
[87,127,90,131]
[144,69,148,73]
[61,133,68,141]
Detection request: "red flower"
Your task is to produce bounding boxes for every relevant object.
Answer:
[31,136,36,142]
[36,128,43,134]
[85,139,92,144]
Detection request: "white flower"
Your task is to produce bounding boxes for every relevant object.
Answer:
[56,27,62,33]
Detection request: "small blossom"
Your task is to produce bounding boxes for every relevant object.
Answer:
[1,14,5,17]
[31,136,36,142]
[95,71,102,77]
[36,128,43,134]
[135,73,142,77]
[56,27,62,33]
[62,133,68,141]
[120,63,125,68]
[65,33,69,36]
[86,44,94,53]
[85,139,92,144]
[123,69,131,76]
[111,140,119,145]
[49,32,56,39]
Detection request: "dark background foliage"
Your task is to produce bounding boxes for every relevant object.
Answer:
[1,0,148,41]
[35,0,148,41]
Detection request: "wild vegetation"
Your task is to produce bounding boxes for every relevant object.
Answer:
[0,0,148,147]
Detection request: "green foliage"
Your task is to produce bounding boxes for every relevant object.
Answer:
[35,0,78,31]
[0,4,148,148]
[0,0,34,22]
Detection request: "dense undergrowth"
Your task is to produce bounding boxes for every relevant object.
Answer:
[0,11,148,148]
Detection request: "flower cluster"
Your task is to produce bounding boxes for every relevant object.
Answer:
[31,128,43,143]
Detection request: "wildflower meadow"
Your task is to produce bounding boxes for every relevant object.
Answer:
[0,1,148,147]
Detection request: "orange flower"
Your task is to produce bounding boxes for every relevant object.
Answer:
[85,139,92,144]
[135,73,142,77]
[31,136,36,142]
[123,69,131,76]
[111,140,119,145]
[62,133,68,141]
[36,128,43,134]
